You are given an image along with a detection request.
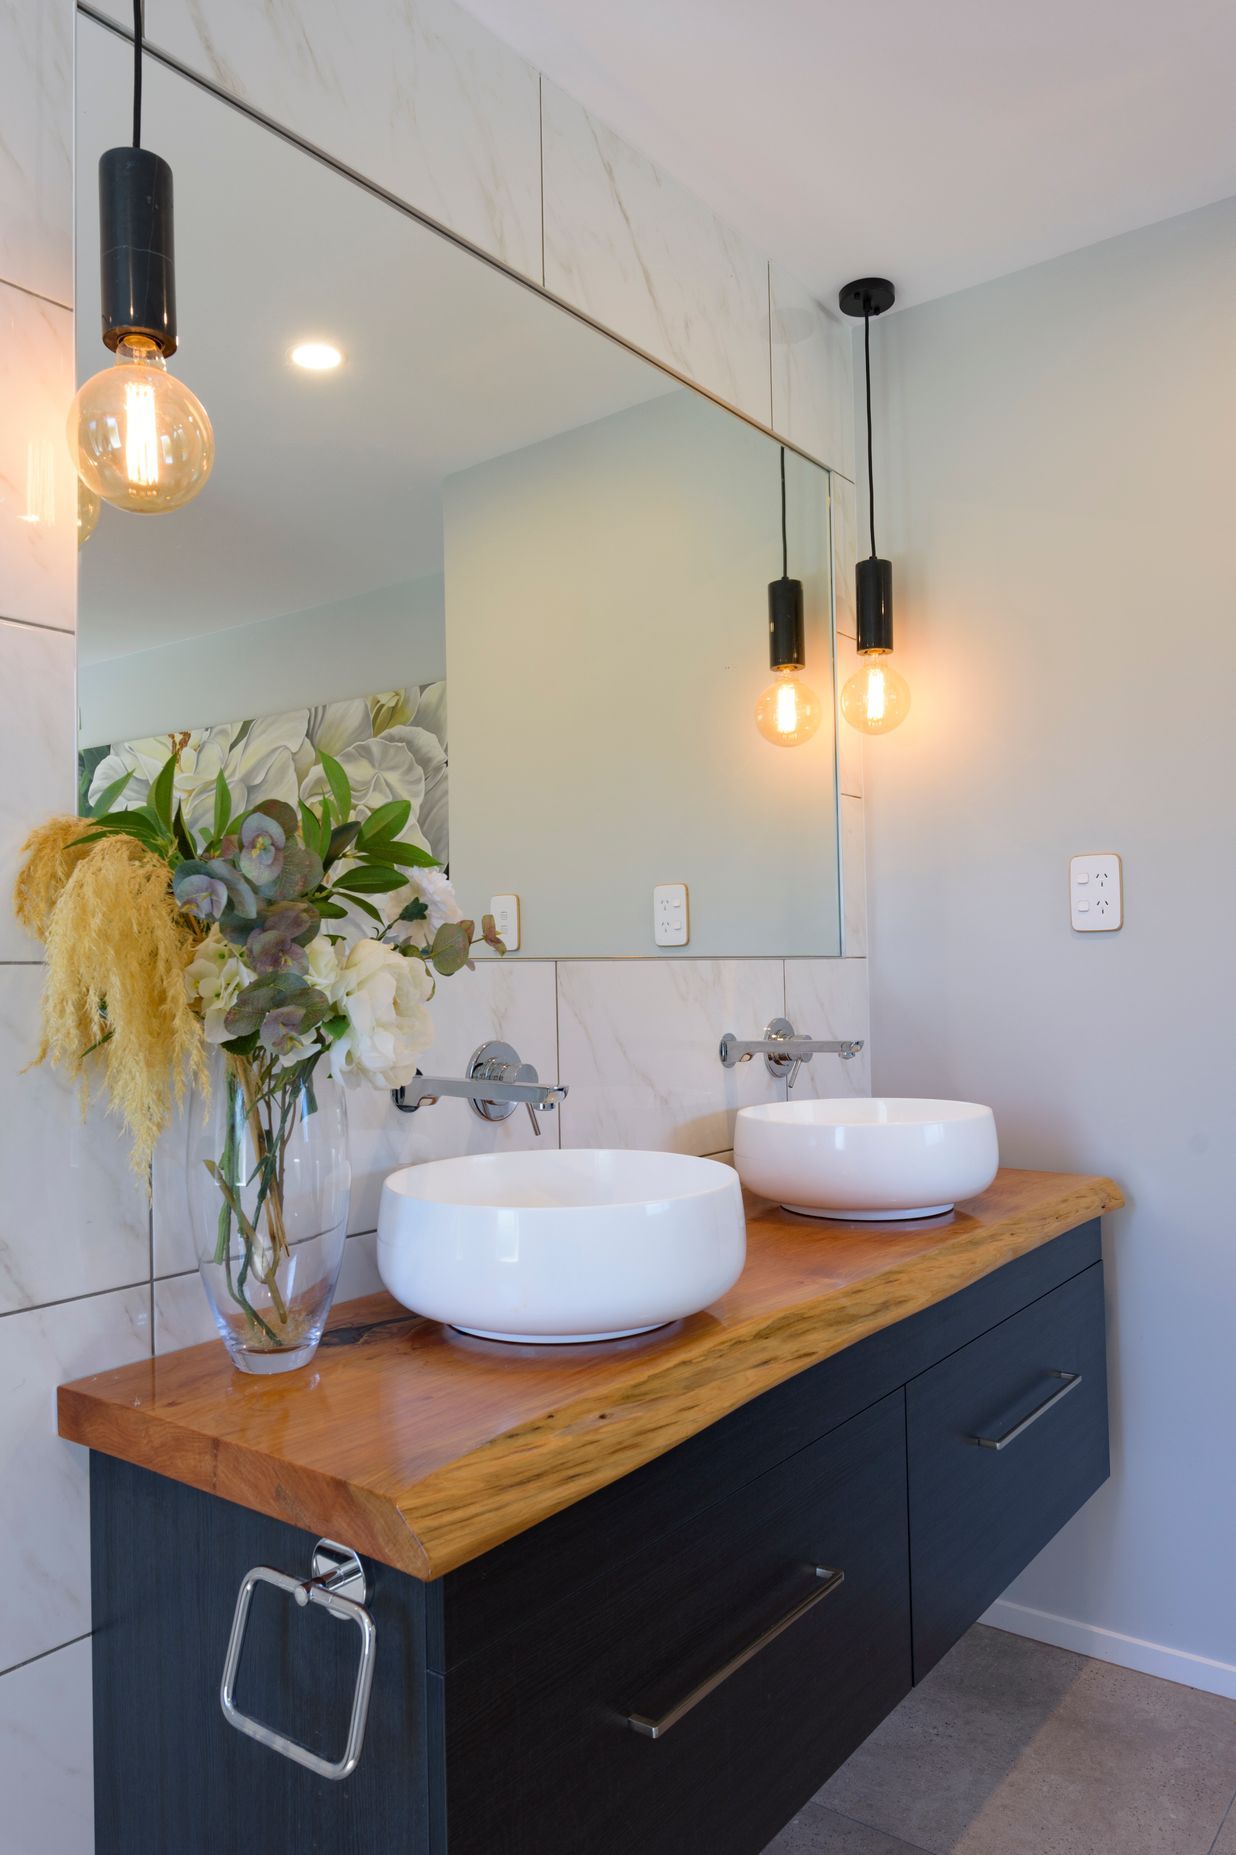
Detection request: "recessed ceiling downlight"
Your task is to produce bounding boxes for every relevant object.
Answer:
[290,341,344,372]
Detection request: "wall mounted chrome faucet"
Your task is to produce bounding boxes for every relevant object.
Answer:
[392,1040,568,1136]
[719,1017,864,1090]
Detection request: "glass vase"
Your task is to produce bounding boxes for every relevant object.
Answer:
[186,1050,351,1373]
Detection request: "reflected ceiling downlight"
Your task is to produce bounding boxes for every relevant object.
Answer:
[290,341,344,371]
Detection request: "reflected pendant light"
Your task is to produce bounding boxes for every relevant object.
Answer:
[755,447,823,747]
[69,0,214,515]
[838,278,910,734]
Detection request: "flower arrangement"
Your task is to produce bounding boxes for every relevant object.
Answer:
[15,743,500,1365]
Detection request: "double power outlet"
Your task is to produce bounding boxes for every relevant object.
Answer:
[1069,853,1122,932]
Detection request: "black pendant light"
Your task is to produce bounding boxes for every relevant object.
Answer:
[68,1,214,515]
[755,446,823,747]
[838,277,910,734]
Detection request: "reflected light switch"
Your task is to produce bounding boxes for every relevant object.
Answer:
[490,894,520,951]
[653,883,689,947]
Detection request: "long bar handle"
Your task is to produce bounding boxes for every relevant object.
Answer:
[971,1370,1082,1452]
[627,1565,844,1740]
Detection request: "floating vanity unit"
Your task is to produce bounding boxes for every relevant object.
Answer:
[60,1168,1120,1855]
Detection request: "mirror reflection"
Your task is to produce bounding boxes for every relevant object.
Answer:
[76,20,841,957]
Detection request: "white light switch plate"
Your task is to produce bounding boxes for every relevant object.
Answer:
[1069,854,1122,932]
[653,883,689,947]
[489,894,520,951]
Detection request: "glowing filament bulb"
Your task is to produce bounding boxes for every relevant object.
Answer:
[841,654,911,735]
[755,668,823,747]
[124,379,161,488]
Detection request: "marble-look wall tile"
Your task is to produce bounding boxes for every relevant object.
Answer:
[154,1231,385,1356]
[784,959,872,1098]
[93,0,543,281]
[831,471,858,640]
[0,0,73,305]
[556,959,786,1155]
[841,794,868,958]
[0,282,75,631]
[0,968,149,1313]
[542,83,772,425]
[836,632,865,798]
[152,959,561,1271]
[0,1636,93,1855]
[0,618,73,957]
[0,1285,149,1671]
[770,268,855,477]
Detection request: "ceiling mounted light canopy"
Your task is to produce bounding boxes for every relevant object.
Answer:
[755,447,823,748]
[69,1,214,517]
[838,278,910,735]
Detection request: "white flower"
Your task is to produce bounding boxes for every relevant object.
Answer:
[303,934,343,1003]
[184,931,248,1044]
[328,940,434,1091]
[387,868,463,950]
[89,711,308,842]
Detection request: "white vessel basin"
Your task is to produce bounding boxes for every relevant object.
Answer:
[377,1149,746,1343]
[734,1098,999,1221]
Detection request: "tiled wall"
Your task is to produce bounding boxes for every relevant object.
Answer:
[4,0,869,1846]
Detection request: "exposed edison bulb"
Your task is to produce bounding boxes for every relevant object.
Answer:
[69,336,214,514]
[755,668,823,748]
[77,479,101,548]
[841,653,911,735]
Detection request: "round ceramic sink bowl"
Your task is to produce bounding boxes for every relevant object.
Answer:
[377,1148,746,1343]
[734,1098,999,1221]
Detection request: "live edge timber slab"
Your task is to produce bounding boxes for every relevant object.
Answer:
[58,1167,1121,1582]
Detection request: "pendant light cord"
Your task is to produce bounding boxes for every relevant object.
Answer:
[132,0,143,147]
[779,445,789,579]
[864,310,877,560]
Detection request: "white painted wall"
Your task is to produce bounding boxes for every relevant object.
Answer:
[445,390,840,956]
[78,574,447,747]
[864,194,1236,1694]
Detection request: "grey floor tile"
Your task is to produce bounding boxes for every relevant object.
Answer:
[764,1803,930,1852]
[1209,1799,1236,1855]
[815,1625,1236,1855]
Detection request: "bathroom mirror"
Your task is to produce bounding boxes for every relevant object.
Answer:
[75,19,842,957]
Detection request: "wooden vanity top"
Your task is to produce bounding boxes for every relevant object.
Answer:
[58,1168,1121,1581]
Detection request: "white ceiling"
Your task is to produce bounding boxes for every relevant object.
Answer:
[460,0,1236,310]
[77,22,673,664]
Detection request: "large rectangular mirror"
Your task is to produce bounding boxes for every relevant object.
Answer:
[75,18,841,957]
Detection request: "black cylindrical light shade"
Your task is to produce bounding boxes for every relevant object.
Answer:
[99,147,177,356]
[768,576,805,670]
[856,557,894,654]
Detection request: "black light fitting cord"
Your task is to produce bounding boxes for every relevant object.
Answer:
[132,0,143,148]
[864,309,876,560]
[779,445,788,579]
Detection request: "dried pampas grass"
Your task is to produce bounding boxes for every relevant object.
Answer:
[14,821,207,1177]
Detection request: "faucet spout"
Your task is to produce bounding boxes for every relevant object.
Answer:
[391,1040,568,1124]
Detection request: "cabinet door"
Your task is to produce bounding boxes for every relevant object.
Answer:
[907,1261,1109,1680]
[445,1391,910,1855]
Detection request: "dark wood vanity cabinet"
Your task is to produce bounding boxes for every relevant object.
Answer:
[90,1219,1108,1855]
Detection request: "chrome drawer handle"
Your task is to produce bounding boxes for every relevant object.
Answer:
[971,1370,1082,1451]
[220,1540,377,1781]
[627,1565,844,1741]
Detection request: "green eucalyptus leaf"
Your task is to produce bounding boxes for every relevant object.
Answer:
[253,798,300,839]
[358,799,411,845]
[223,972,310,1037]
[150,753,178,829]
[319,752,351,824]
[331,866,407,895]
[212,773,232,845]
[371,838,439,869]
[324,819,361,869]
[429,919,475,977]
[265,843,325,902]
[89,769,135,819]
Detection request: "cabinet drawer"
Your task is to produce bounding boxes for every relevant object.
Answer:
[444,1391,910,1855]
[907,1262,1108,1680]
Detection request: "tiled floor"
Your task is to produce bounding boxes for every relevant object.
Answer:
[765,1626,1236,1855]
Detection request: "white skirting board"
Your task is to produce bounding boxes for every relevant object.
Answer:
[982,1599,1236,1701]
